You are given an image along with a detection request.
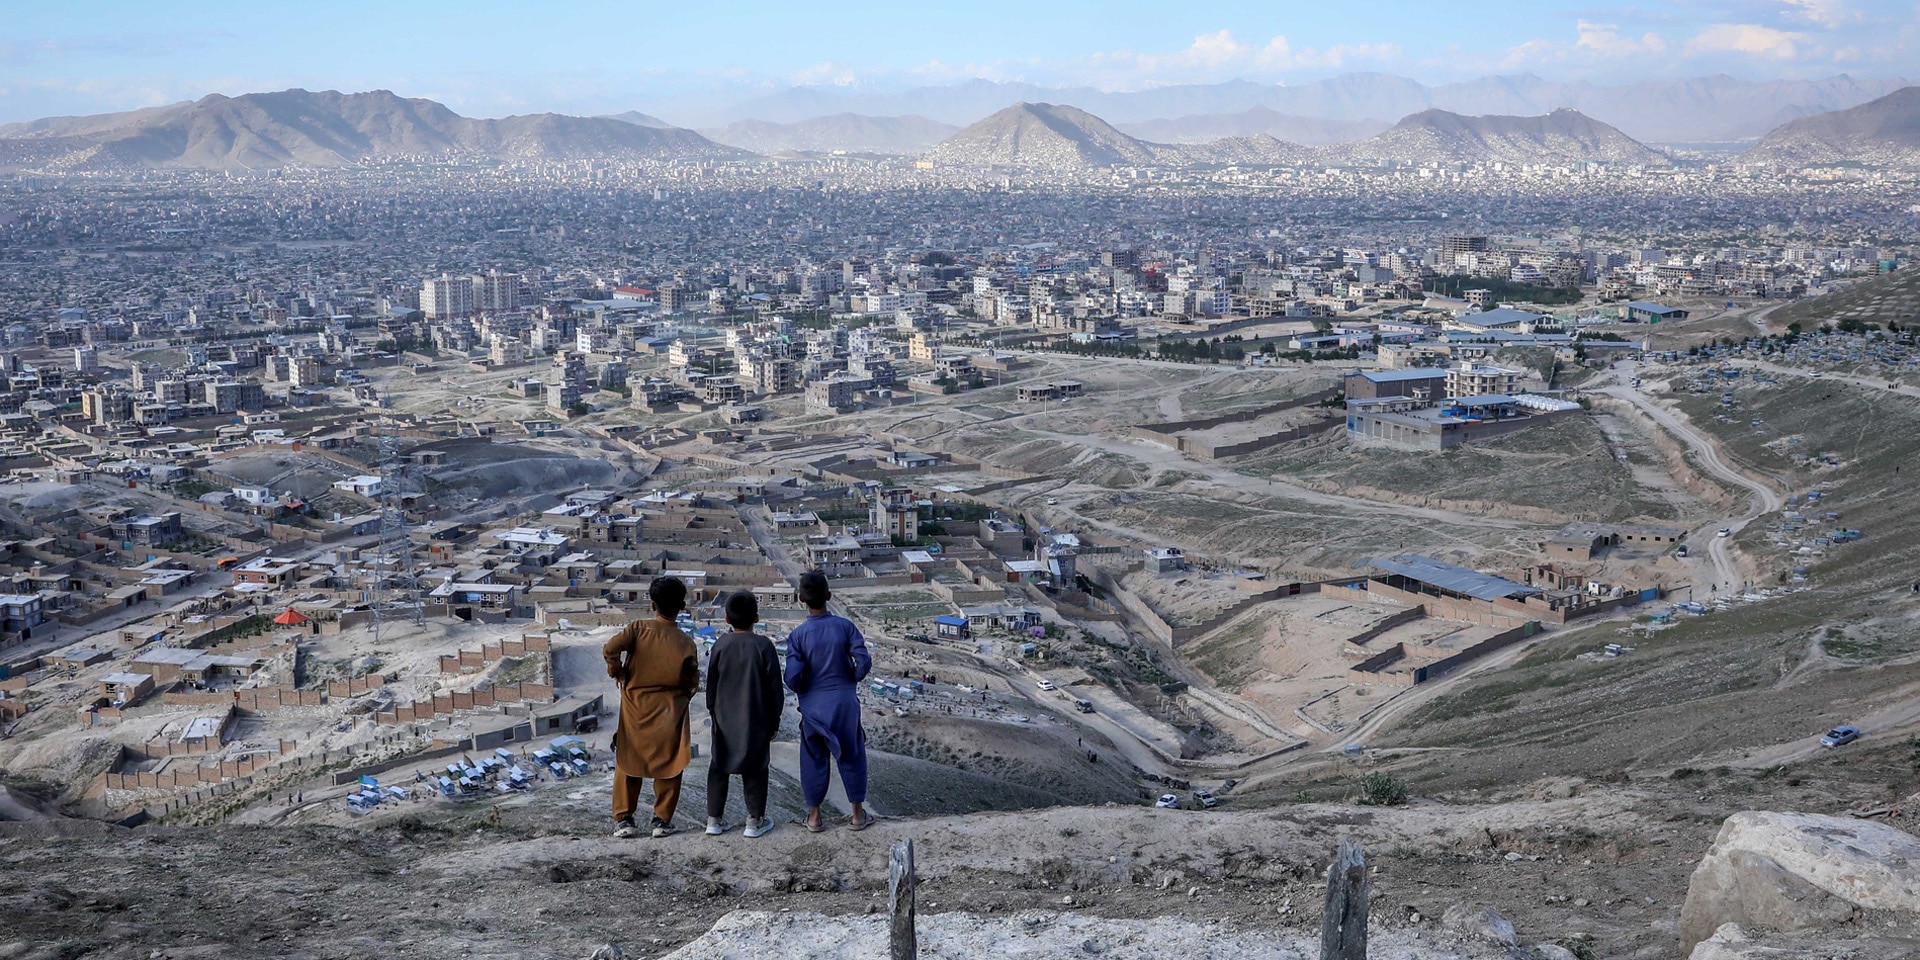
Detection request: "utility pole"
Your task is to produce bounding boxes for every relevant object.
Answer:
[370,417,422,644]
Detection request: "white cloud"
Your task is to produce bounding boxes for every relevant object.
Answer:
[1684,23,1806,59]
[1069,30,1399,88]
[1575,20,1669,57]
[1779,0,1852,29]
[791,62,860,87]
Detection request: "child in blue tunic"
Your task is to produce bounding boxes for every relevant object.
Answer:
[783,570,873,831]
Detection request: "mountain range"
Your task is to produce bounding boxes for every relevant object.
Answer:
[1330,107,1669,167]
[667,73,1909,144]
[1118,108,1388,147]
[922,101,1658,170]
[1744,86,1920,166]
[696,113,959,155]
[2,81,1918,172]
[0,89,741,171]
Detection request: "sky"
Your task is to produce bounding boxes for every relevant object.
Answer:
[0,0,1915,123]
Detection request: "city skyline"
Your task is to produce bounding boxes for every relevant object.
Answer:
[3,0,1916,124]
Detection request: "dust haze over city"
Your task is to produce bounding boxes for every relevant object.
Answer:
[3,2,1920,958]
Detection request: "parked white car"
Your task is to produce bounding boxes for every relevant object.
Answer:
[1155,794,1180,809]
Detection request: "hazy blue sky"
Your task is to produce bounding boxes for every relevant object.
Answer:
[1,0,1914,121]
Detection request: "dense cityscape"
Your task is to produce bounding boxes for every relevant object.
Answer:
[3,6,1920,959]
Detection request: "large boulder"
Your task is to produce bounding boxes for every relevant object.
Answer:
[1680,812,1920,954]
[1689,923,1920,959]
[1441,904,1517,946]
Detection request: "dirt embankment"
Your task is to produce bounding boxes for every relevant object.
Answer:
[0,786,1733,960]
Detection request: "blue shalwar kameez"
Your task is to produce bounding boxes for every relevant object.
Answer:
[783,611,873,806]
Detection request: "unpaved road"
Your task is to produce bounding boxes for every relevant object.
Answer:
[1600,362,1783,593]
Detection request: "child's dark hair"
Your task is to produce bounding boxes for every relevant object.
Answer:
[649,576,688,618]
[724,590,759,630]
[798,570,830,610]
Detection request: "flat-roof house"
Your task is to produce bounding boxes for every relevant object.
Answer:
[233,556,303,588]
[1145,547,1188,574]
[98,672,155,706]
[806,535,863,577]
[428,582,521,610]
[331,475,384,497]
[933,614,970,640]
[232,486,275,506]
[0,593,45,636]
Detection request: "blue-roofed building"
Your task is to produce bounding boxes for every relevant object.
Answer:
[1368,554,1541,602]
[1452,307,1546,334]
[933,614,970,640]
[1622,301,1689,324]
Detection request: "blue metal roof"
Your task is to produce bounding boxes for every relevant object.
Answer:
[1370,554,1540,601]
[1467,308,1544,326]
[933,615,969,626]
[1355,369,1447,383]
[1624,301,1684,314]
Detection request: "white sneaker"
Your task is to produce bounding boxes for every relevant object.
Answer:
[612,819,640,839]
[705,817,731,836]
[744,816,773,838]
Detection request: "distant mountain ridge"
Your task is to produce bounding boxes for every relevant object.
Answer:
[1744,86,1920,166]
[1119,108,1389,147]
[921,102,1314,170]
[699,113,959,155]
[0,89,741,171]
[666,73,1907,144]
[1327,107,1668,166]
[925,102,1163,169]
[919,102,1659,170]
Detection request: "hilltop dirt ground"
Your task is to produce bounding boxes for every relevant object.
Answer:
[5,773,1874,960]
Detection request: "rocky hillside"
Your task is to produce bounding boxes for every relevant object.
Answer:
[923,102,1311,169]
[701,113,959,155]
[1328,107,1668,166]
[925,102,1164,169]
[1744,85,1920,167]
[0,89,743,171]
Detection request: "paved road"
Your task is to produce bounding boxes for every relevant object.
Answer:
[1599,362,1784,594]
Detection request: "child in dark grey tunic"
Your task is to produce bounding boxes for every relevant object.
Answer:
[704,591,784,838]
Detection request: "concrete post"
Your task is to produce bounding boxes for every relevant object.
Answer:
[889,837,916,960]
[1321,839,1368,960]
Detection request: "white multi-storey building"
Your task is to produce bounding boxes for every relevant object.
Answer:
[420,275,475,319]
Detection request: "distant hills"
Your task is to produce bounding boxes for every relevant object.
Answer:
[918,102,1653,170]
[699,113,959,155]
[665,73,1909,145]
[1118,107,1388,147]
[5,81,1919,172]
[924,103,1166,170]
[1744,86,1920,167]
[600,111,677,129]
[0,89,741,171]
[1327,108,1668,167]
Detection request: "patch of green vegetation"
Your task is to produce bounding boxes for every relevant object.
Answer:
[1356,771,1408,806]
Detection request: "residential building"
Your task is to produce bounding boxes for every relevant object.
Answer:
[1446,363,1524,399]
[421,275,475,319]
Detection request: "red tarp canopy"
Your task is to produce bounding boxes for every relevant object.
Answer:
[272,608,309,626]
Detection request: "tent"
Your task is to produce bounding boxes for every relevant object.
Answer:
[273,608,310,626]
